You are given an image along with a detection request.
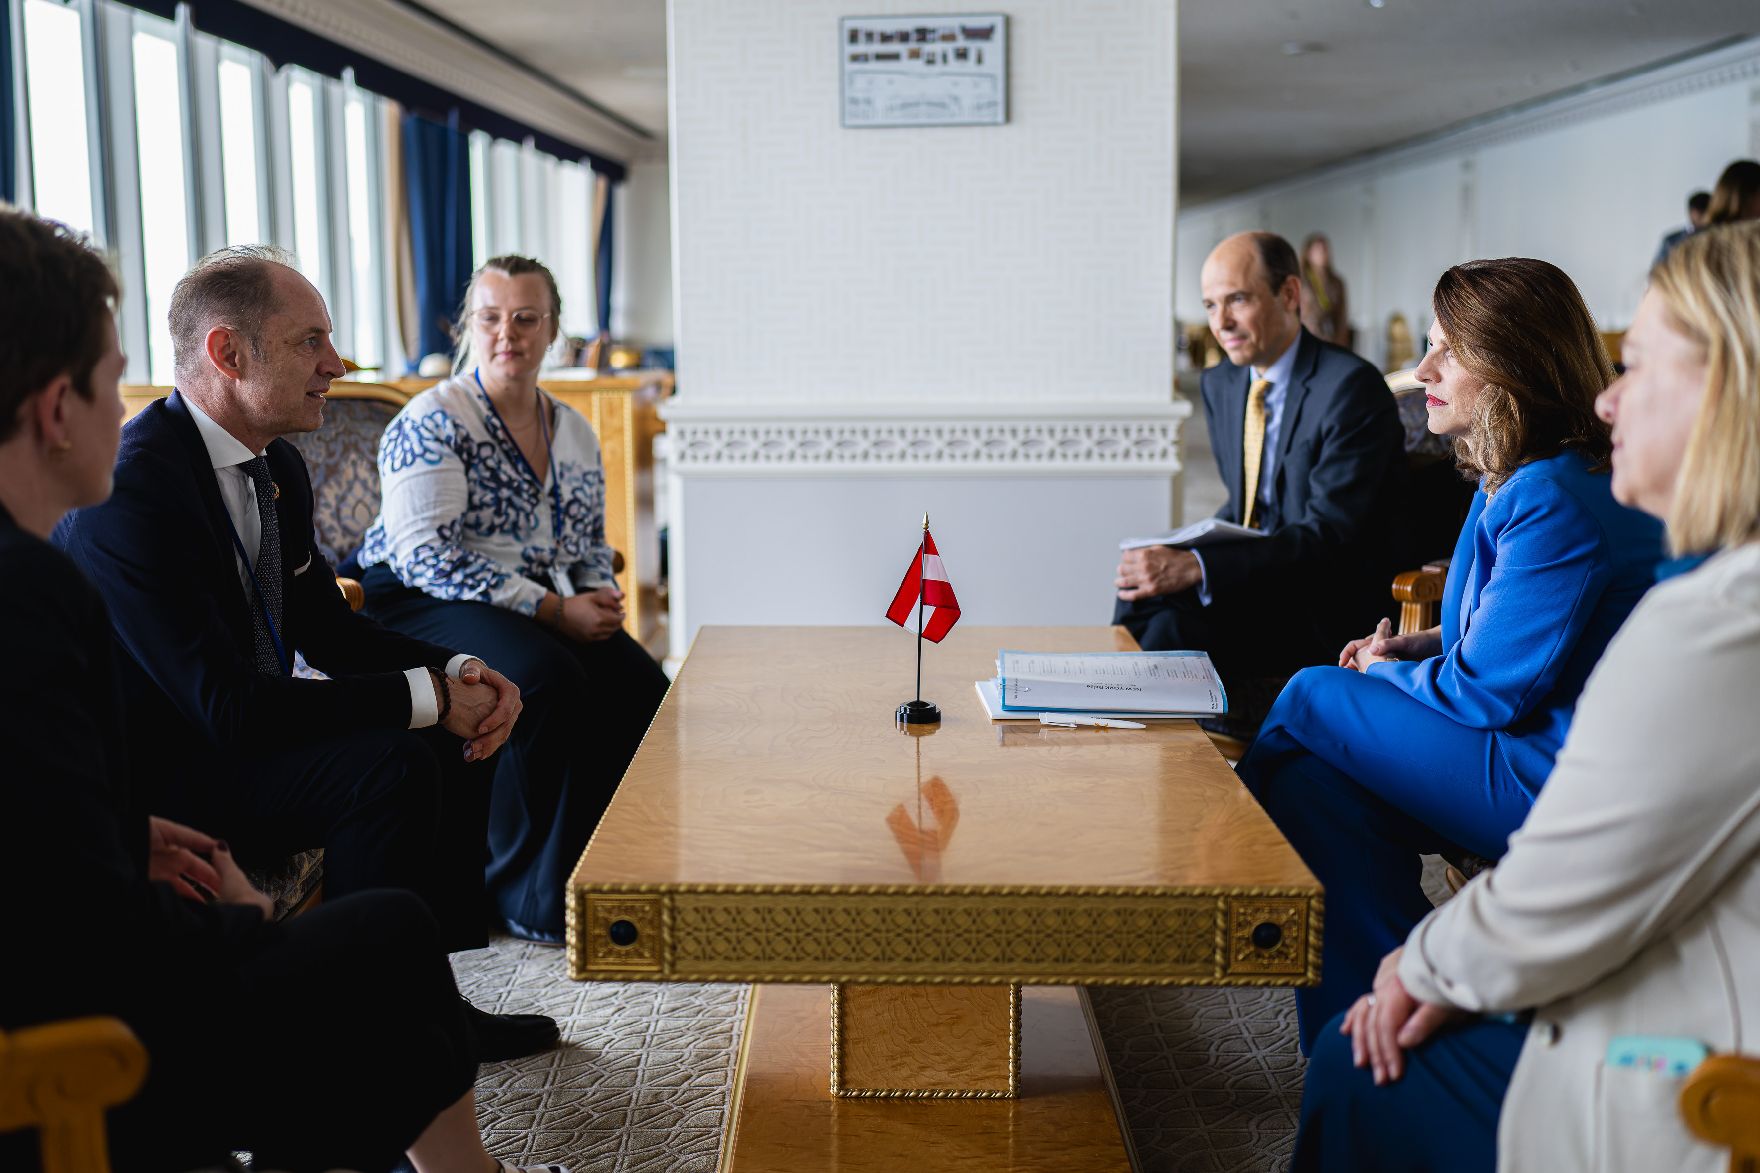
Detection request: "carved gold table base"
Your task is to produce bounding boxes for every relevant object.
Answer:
[722,984,1135,1173]
[831,983,1019,1099]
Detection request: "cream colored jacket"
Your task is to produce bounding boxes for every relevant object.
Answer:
[1399,542,1760,1173]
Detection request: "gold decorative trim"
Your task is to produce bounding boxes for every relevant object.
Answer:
[1223,896,1312,978]
[829,984,1020,1100]
[580,893,666,974]
[715,989,760,1173]
[569,885,1321,986]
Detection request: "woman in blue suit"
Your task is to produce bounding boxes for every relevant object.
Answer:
[1235,257,1666,1051]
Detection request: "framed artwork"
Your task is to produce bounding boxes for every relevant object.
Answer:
[840,14,1008,128]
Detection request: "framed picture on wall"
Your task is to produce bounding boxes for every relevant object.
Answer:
[840,14,1008,128]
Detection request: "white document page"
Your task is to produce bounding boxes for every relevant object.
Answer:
[972,679,1190,722]
[999,650,1227,715]
[1119,518,1265,551]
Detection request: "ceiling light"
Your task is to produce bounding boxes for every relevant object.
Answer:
[1281,40,1327,56]
[1366,0,1386,8]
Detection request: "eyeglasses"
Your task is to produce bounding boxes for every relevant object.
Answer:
[470,309,553,331]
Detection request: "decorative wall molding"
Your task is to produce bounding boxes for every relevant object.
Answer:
[1186,36,1760,219]
[239,0,654,162]
[660,402,1191,475]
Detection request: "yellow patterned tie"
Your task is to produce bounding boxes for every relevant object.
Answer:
[1240,378,1271,530]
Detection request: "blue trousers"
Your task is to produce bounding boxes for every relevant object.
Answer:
[362,567,670,938]
[1294,1010,1525,1172]
[1236,668,1538,1051]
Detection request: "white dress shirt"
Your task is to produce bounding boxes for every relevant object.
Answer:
[1193,333,1300,605]
[182,394,472,727]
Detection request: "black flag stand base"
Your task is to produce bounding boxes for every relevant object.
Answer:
[896,699,942,726]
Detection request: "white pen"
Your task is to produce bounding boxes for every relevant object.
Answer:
[1039,714,1147,730]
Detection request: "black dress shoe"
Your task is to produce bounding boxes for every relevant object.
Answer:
[463,997,560,1061]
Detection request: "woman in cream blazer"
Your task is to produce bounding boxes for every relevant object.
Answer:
[1293,222,1760,1172]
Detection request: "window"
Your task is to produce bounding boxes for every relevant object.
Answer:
[216,50,263,244]
[343,88,383,368]
[13,0,601,381]
[131,11,193,384]
[21,0,97,236]
[285,69,327,298]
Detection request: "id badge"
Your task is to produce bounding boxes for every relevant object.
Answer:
[550,567,576,599]
[1605,1035,1708,1077]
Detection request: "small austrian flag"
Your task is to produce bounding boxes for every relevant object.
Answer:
[885,528,961,643]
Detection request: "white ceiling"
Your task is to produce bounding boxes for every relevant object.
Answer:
[409,0,1758,199]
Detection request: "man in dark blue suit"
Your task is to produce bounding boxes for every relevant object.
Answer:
[1114,232,1405,695]
[56,246,555,1059]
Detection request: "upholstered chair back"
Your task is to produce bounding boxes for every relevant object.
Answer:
[286,386,407,568]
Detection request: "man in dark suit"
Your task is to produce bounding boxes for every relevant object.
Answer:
[56,246,555,1059]
[1113,231,1404,695]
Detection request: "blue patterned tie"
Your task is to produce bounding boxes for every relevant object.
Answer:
[239,456,286,676]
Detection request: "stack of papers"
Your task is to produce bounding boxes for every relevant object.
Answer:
[1119,518,1264,550]
[973,650,1228,722]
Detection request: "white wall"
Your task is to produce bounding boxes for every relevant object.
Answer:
[665,0,1183,660]
[670,0,1176,407]
[613,159,675,348]
[1177,38,1760,370]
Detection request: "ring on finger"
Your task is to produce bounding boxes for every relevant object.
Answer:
[1365,993,1378,1007]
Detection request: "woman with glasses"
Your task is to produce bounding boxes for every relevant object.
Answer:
[357,255,668,944]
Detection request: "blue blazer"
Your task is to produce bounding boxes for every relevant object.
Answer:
[1364,449,1665,792]
[54,393,457,797]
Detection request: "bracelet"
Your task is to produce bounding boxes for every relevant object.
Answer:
[537,593,562,628]
[430,667,452,724]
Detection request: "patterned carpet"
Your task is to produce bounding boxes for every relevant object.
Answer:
[453,947,1309,1172]
[453,857,1456,1172]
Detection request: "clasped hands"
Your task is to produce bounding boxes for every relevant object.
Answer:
[1115,546,1203,601]
[1339,620,1442,671]
[1340,947,1466,1085]
[147,815,273,918]
[436,658,523,763]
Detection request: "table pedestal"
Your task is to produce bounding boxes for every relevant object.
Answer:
[832,983,1018,1097]
[720,984,1136,1172]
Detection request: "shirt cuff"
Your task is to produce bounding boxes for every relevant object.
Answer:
[406,655,483,729]
[406,667,438,729]
[1192,549,1214,607]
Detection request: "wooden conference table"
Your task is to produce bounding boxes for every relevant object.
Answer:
[567,626,1321,1171]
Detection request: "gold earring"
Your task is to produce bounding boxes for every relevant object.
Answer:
[49,440,72,457]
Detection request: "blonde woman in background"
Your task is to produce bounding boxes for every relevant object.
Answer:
[1299,232,1351,348]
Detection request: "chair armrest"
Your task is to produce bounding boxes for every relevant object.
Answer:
[336,576,364,611]
[0,1016,147,1171]
[612,549,626,576]
[1680,1054,1760,1166]
[1391,568,1447,636]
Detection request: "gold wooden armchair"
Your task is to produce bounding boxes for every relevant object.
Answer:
[1681,1054,1760,1171]
[0,1018,145,1173]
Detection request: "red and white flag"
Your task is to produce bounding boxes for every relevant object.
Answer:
[885,528,961,642]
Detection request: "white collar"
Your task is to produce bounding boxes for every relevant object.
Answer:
[182,392,263,469]
[1252,332,1301,388]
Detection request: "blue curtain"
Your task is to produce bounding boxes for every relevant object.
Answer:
[596,181,615,339]
[1,0,16,204]
[402,110,473,369]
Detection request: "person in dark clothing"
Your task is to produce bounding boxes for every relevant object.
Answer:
[0,208,565,1173]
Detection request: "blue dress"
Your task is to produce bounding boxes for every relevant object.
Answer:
[1235,448,1664,1050]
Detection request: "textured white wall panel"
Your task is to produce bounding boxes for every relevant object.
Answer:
[669,0,1178,406]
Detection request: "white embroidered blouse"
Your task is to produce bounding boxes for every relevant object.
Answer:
[358,372,614,616]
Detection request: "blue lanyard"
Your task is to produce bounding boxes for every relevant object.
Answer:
[221,503,292,675]
[474,369,565,554]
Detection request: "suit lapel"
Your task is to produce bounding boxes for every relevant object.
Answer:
[1215,364,1251,514]
[1271,330,1318,485]
[165,391,254,639]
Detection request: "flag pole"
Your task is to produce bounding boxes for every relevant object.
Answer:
[914,512,927,703]
[896,511,942,727]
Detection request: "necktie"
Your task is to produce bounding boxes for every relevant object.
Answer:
[1241,378,1271,530]
[239,456,286,676]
